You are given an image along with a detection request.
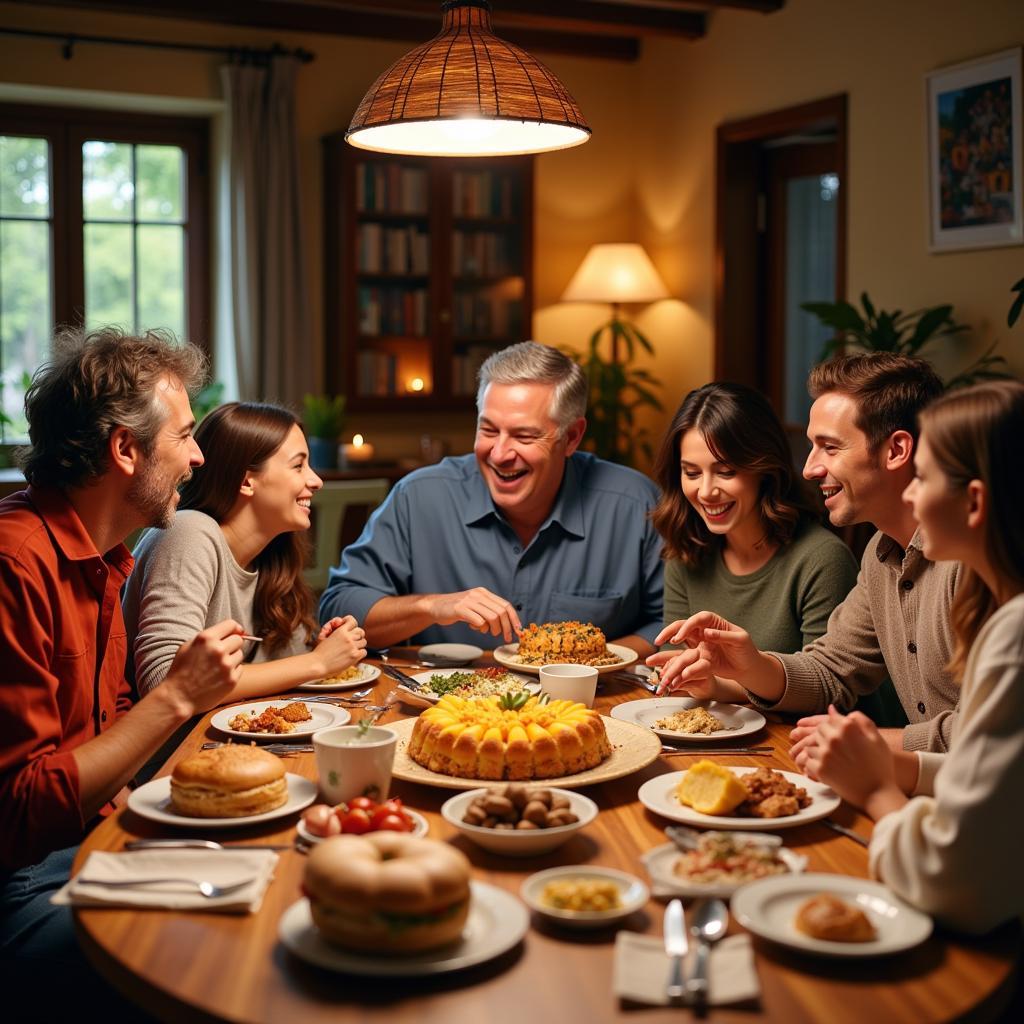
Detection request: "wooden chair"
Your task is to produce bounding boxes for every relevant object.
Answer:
[304,478,389,593]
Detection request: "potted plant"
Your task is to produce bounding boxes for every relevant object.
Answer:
[302,394,346,470]
[802,292,1010,388]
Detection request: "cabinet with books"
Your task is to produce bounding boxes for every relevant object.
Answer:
[323,134,533,412]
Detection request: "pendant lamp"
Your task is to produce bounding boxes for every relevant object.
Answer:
[346,0,591,157]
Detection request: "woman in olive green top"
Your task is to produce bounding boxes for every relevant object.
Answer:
[648,383,857,694]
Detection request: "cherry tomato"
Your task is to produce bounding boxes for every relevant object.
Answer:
[340,808,372,834]
[375,813,412,832]
[302,804,333,837]
[347,796,375,812]
[377,798,404,815]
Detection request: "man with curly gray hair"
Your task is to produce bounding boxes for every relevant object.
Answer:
[0,327,247,1011]
[322,341,663,653]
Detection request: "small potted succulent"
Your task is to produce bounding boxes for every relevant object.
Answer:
[302,393,346,470]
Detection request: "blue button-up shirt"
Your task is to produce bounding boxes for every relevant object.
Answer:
[320,452,664,647]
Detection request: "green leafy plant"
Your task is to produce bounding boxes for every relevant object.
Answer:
[802,292,1010,389]
[1008,276,1024,327]
[302,393,346,440]
[192,381,224,422]
[571,318,663,467]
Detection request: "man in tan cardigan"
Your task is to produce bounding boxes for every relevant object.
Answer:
[651,353,958,753]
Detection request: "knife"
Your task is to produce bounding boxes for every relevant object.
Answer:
[381,665,426,691]
[660,745,772,756]
[821,818,870,847]
[664,898,689,1005]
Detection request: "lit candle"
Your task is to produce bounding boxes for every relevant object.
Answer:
[343,433,375,463]
[407,377,425,393]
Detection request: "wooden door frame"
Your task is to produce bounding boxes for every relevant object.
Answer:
[714,94,847,394]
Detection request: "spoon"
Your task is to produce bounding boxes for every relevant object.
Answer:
[687,898,728,1014]
[76,876,253,898]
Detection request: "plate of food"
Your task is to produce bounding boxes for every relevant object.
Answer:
[520,866,649,929]
[388,705,662,790]
[210,700,350,739]
[731,873,933,958]
[493,620,637,675]
[297,798,429,844]
[127,745,317,827]
[641,832,807,898]
[637,763,840,830]
[403,666,540,705]
[281,832,529,975]
[610,697,766,742]
[298,662,381,691]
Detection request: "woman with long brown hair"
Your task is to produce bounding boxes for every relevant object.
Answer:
[123,402,365,699]
[646,382,857,698]
[794,380,1024,932]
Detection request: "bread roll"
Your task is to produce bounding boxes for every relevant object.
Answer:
[170,744,287,817]
[795,893,877,942]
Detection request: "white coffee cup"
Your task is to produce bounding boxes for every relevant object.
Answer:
[313,725,398,805]
[538,663,599,708]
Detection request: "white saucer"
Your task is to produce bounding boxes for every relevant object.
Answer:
[418,643,483,666]
[278,881,528,975]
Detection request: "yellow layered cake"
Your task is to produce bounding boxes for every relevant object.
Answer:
[515,620,611,666]
[407,694,612,780]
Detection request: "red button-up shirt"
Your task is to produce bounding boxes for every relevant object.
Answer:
[0,486,134,871]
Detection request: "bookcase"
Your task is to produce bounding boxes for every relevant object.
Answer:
[323,134,534,412]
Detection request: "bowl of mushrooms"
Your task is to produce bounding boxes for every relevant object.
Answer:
[440,784,598,857]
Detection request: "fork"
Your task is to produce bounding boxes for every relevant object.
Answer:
[76,876,253,898]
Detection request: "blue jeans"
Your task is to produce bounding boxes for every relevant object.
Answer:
[1,846,154,1022]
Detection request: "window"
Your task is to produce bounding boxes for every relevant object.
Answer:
[0,105,208,441]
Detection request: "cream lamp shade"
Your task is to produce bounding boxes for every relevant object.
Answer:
[561,244,669,305]
[346,1,591,158]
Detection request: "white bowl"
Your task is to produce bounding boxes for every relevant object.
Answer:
[440,788,597,857]
[520,866,649,929]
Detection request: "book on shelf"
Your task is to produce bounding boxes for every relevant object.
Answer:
[452,170,515,219]
[356,163,429,215]
[453,291,522,339]
[452,345,497,397]
[357,286,428,336]
[452,230,515,276]
[356,350,399,397]
[357,223,430,274]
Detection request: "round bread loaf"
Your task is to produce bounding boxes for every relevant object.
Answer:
[170,744,287,817]
[303,833,471,953]
[795,893,876,942]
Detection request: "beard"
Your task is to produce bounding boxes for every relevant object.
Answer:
[127,458,190,529]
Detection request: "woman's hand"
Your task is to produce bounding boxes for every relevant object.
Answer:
[648,612,760,695]
[315,615,367,675]
[798,706,907,820]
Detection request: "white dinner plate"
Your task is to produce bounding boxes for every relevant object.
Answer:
[641,840,807,899]
[298,662,381,691]
[610,697,766,743]
[493,641,638,676]
[731,872,933,958]
[210,701,350,739]
[278,880,529,975]
[637,768,840,830]
[418,643,483,666]
[404,667,540,705]
[296,808,429,845]
[126,774,317,829]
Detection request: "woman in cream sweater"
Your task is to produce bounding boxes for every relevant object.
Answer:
[123,402,366,700]
[794,380,1024,933]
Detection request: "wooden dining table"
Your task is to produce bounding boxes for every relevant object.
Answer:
[73,657,1020,1023]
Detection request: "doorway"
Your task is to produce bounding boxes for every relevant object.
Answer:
[714,94,847,443]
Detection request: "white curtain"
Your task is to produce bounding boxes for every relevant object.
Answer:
[221,56,312,404]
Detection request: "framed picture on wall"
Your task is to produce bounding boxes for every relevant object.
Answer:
[926,47,1022,252]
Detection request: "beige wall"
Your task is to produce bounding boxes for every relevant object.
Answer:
[635,0,1024,437]
[2,0,1022,465]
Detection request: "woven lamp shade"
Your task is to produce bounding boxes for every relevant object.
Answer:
[346,0,591,157]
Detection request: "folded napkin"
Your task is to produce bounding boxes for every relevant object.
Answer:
[53,848,278,914]
[613,931,760,1007]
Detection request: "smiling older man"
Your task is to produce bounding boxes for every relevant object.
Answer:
[320,342,663,653]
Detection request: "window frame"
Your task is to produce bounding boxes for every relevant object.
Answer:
[0,102,210,349]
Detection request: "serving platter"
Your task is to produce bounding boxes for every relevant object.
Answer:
[210,701,349,739]
[610,696,766,743]
[402,667,540,706]
[298,662,381,692]
[493,641,638,676]
[637,768,840,830]
[126,775,317,829]
[388,715,661,790]
[279,881,529,975]
[731,873,933,958]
